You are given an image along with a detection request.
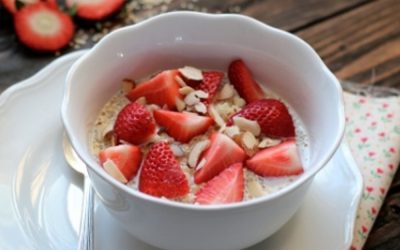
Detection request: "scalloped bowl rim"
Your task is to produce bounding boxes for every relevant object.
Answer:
[62,11,345,211]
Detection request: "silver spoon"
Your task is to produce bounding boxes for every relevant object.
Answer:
[63,134,94,250]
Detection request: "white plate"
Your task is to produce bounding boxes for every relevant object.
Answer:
[0,51,362,250]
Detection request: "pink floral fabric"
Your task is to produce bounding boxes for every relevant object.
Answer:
[344,92,400,250]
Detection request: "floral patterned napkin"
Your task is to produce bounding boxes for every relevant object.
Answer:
[342,85,400,250]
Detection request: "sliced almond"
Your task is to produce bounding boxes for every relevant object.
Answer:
[147,104,161,113]
[179,86,195,95]
[233,116,261,136]
[175,75,187,87]
[209,104,225,127]
[178,66,203,81]
[217,84,235,100]
[233,96,246,107]
[176,98,186,112]
[248,180,265,198]
[121,78,136,94]
[193,90,209,99]
[194,102,207,114]
[195,158,207,171]
[136,96,147,105]
[242,131,259,150]
[223,125,241,138]
[103,159,128,184]
[188,139,210,168]
[258,138,281,148]
[184,91,201,106]
[170,143,185,157]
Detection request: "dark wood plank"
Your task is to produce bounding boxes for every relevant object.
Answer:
[241,0,370,31]
[296,0,400,86]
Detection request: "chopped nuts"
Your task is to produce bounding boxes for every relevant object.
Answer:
[248,180,265,198]
[223,125,241,138]
[233,116,261,136]
[233,96,246,107]
[136,96,147,105]
[194,102,207,114]
[178,66,203,81]
[184,90,208,106]
[209,104,225,127]
[170,143,185,157]
[188,139,210,168]
[122,79,135,94]
[217,84,235,100]
[178,86,195,95]
[241,131,259,150]
[258,138,281,148]
[176,99,186,112]
[175,75,187,87]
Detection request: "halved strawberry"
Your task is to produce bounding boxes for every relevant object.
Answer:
[227,99,295,138]
[66,0,124,21]
[197,71,224,105]
[139,141,189,198]
[99,144,142,184]
[153,109,214,143]
[1,0,57,13]
[195,162,244,205]
[246,139,304,177]
[14,2,74,52]
[113,102,156,145]
[194,132,246,184]
[228,59,264,103]
[127,70,183,110]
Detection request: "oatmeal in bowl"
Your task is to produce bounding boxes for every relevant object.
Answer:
[89,59,310,205]
[62,12,344,250]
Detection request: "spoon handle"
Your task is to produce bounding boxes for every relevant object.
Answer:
[78,177,95,250]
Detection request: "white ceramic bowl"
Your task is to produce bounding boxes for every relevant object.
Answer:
[62,12,345,250]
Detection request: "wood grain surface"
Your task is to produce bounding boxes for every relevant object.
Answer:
[0,0,399,249]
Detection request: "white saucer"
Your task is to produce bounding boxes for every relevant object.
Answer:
[0,51,362,250]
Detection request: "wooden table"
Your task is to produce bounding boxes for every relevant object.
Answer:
[0,0,399,249]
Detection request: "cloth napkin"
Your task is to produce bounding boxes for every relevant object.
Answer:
[342,84,400,250]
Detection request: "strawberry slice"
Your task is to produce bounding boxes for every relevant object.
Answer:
[14,2,74,52]
[139,141,189,198]
[127,70,183,110]
[113,102,156,145]
[66,0,124,21]
[1,0,57,13]
[197,71,224,105]
[99,144,142,184]
[153,109,214,143]
[195,163,244,205]
[194,132,246,184]
[228,59,264,103]
[227,99,295,138]
[246,139,304,177]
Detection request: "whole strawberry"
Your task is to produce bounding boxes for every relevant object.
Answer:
[139,141,189,198]
[227,99,295,138]
[113,102,156,145]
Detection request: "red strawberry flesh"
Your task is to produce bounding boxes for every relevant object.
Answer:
[197,71,224,105]
[66,0,124,21]
[139,141,189,198]
[227,99,295,138]
[246,139,304,177]
[153,110,214,143]
[99,144,142,183]
[228,59,264,103]
[113,102,156,145]
[195,162,244,205]
[14,2,74,52]
[194,132,246,184]
[126,70,182,110]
